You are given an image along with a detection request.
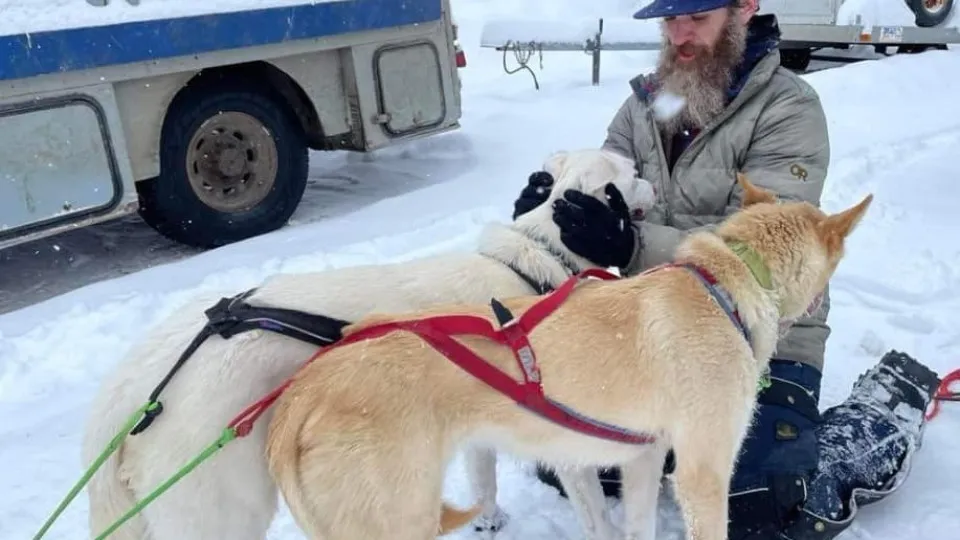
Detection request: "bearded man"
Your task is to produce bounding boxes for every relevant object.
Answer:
[514,0,936,540]
[514,1,945,539]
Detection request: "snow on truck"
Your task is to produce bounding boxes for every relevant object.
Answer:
[0,0,467,251]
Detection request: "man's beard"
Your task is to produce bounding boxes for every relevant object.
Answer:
[655,12,748,135]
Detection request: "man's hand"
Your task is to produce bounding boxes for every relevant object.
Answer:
[512,171,555,220]
[552,183,639,269]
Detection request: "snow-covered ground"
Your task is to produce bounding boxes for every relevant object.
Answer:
[2,0,960,539]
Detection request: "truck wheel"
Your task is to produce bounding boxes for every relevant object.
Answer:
[906,0,954,27]
[139,85,308,248]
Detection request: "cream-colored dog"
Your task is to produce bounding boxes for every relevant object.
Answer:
[264,175,873,540]
[80,148,655,540]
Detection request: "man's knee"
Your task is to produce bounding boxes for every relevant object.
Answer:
[728,360,823,539]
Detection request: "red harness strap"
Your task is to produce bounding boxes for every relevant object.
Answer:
[228,267,655,444]
[925,367,960,421]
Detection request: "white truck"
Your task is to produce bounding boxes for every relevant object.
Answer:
[0,0,467,250]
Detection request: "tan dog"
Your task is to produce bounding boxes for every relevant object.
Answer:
[264,174,873,540]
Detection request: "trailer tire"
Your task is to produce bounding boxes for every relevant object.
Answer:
[906,0,954,27]
[139,84,308,248]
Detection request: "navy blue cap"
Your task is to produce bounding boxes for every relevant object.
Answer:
[633,0,734,19]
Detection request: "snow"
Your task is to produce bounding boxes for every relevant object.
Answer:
[479,18,606,47]
[651,91,686,121]
[479,17,662,49]
[2,0,960,539]
[0,0,345,36]
[598,17,664,45]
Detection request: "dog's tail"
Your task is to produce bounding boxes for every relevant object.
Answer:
[82,393,149,539]
[438,502,483,535]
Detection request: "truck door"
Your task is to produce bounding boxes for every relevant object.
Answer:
[373,41,447,136]
[0,96,121,241]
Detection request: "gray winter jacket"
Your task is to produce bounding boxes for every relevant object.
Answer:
[602,48,832,371]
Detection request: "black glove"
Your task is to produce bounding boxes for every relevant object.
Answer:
[552,183,639,269]
[512,171,555,220]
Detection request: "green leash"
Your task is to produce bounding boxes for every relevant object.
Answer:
[32,401,157,540]
[32,402,239,540]
[93,427,237,540]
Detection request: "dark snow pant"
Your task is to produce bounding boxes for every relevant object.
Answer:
[728,359,823,540]
[534,350,941,540]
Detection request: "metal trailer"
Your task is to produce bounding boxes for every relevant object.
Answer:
[0,0,467,251]
[478,0,959,87]
[770,0,960,70]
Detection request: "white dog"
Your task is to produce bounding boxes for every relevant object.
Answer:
[81,148,655,540]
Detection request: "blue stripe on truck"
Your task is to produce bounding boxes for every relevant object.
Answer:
[0,0,443,81]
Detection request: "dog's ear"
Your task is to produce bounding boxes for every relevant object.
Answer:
[543,150,569,177]
[737,172,777,207]
[818,194,874,252]
[586,157,619,194]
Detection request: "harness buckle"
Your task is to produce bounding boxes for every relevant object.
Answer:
[203,289,257,339]
[489,297,543,386]
[515,345,541,383]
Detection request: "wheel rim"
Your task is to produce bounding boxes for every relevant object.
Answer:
[923,0,947,14]
[185,111,279,213]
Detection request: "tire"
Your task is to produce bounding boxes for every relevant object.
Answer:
[906,0,954,27]
[138,80,309,248]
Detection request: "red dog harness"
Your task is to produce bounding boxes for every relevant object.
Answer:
[230,264,750,445]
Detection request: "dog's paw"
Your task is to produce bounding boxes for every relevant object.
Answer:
[471,506,509,536]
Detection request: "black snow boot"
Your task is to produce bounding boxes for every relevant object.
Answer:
[779,349,941,540]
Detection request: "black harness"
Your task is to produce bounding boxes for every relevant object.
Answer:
[130,288,351,435]
[130,258,561,436]
[484,234,583,296]
[498,259,553,295]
